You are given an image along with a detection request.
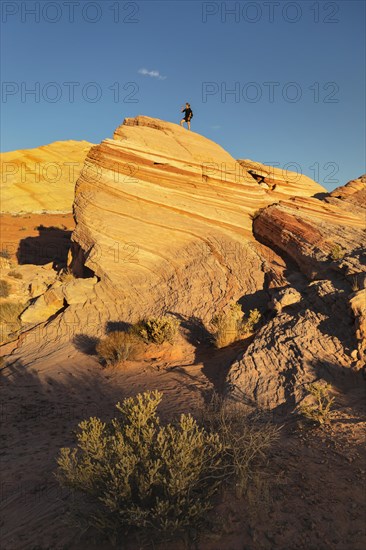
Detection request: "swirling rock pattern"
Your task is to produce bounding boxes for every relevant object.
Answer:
[70,116,325,327]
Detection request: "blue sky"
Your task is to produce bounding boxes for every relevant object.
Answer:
[1,0,365,190]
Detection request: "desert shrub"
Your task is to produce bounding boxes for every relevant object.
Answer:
[0,280,11,298]
[241,308,261,335]
[132,316,179,345]
[211,302,261,348]
[96,331,143,366]
[202,395,279,499]
[8,271,23,280]
[0,250,11,259]
[299,382,335,426]
[211,302,243,348]
[330,244,345,261]
[56,391,224,543]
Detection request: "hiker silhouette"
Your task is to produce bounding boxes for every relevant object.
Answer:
[180,103,193,130]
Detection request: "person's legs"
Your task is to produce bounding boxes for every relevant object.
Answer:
[187,120,191,130]
[180,119,185,127]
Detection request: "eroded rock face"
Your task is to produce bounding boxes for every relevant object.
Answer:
[226,176,366,410]
[0,140,93,213]
[252,176,366,282]
[349,290,366,368]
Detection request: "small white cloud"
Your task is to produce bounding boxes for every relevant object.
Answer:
[138,68,167,80]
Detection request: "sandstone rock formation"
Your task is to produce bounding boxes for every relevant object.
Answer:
[20,277,98,324]
[68,116,324,326]
[0,140,93,213]
[226,175,366,411]
[3,116,364,417]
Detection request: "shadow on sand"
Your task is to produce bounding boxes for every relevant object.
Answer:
[17,225,72,266]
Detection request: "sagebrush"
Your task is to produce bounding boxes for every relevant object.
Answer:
[241,308,261,334]
[56,391,224,542]
[56,391,278,546]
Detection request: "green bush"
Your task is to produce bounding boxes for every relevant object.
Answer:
[299,382,335,426]
[0,280,11,298]
[96,331,143,366]
[211,302,261,348]
[8,271,23,280]
[56,391,224,543]
[132,316,179,345]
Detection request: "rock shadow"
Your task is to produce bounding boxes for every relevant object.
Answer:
[105,321,133,334]
[72,334,99,355]
[171,313,253,399]
[238,288,270,313]
[17,225,72,266]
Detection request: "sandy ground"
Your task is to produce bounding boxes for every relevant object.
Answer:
[0,214,365,550]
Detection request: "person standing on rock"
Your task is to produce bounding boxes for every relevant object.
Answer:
[180,103,193,130]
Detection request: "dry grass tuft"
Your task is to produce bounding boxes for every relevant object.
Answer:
[0,280,11,298]
[202,394,279,499]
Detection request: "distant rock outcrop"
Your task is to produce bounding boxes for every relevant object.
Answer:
[0,140,93,213]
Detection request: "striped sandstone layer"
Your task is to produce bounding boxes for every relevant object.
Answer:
[69,116,325,326]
